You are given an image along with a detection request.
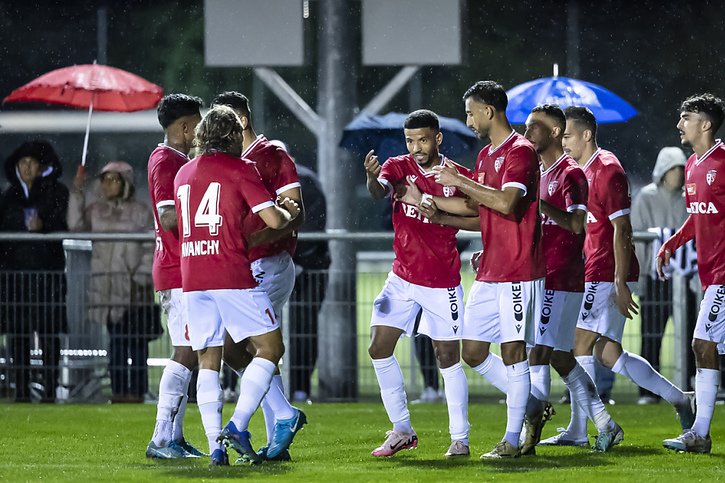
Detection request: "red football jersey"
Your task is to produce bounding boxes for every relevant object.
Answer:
[147,144,188,291]
[378,154,472,288]
[473,131,546,283]
[540,154,588,292]
[242,136,301,261]
[581,148,639,282]
[174,151,275,292]
[684,140,725,288]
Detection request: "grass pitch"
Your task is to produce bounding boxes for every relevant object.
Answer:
[0,402,723,482]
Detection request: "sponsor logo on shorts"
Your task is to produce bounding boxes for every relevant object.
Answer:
[512,283,523,332]
[448,287,459,321]
[708,285,725,322]
[540,289,555,335]
[581,282,600,319]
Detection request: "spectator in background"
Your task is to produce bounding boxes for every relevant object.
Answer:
[0,140,69,402]
[68,161,158,403]
[269,142,331,403]
[632,147,698,403]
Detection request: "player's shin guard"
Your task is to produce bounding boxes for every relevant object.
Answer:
[172,368,193,443]
[529,364,551,402]
[440,362,470,442]
[372,356,413,434]
[231,358,276,432]
[692,368,720,437]
[153,360,190,446]
[564,362,610,433]
[569,356,596,436]
[611,351,686,405]
[197,369,223,454]
[504,361,530,448]
[472,353,509,394]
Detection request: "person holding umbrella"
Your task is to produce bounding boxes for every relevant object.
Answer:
[0,140,69,403]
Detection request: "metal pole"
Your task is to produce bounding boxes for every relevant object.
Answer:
[316,0,358,400]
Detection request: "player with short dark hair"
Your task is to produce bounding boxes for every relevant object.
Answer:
[364,109,474,458]
[174,105,300,466]
[145,93,203,460]
[660,93,725,454]
[549,106,694,452]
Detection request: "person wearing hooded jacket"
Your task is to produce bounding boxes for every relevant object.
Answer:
[68,161,157,403]
[0,140,69,402]
[632,146,698,402]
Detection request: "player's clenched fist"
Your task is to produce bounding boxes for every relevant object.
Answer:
[363,150,381,178]
[279,197,301,219]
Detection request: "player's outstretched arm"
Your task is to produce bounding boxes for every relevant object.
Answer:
[258,197,300,230]
[158,205,178,231]
[364,150,388,200]
[540,200,586,234]
[612,215,639,319]
[248,188,305,247]
[656,214,695,280]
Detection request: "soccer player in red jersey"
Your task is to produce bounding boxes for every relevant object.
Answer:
[212,92,306,461]
[145,93,204,459]
[557,106,693,452]
[405,82,546,458]
[521,105,620,453]
[660,93,725,453]
[174,106,300,465]
[364,110,474,458]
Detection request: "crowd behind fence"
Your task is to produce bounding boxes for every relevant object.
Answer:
[0,231,711,404]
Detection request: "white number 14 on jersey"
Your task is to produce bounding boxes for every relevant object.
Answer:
[177,182,223,237]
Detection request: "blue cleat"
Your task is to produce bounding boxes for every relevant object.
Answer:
[209,448,229,466]
[592,422,624,453]
[145,440,190,459]
[218,422,262,464]
[267,408,307,460]
[177,439,205,457]
[236,446,291,464]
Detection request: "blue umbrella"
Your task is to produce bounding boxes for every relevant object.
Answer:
[340,112,478,162]
[506,76,638,124]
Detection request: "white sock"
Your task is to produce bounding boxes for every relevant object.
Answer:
[231,358,277,431]
[692,368,720,437]
[196,368,223,454]
[563,362,610,434]
[439,362,470,442]
[261,375,296,445]
[471,353,508,394]
[152,360,191,446]
[372,356,413,434]
[503,361,530,448]
[611,351,686,406]
[568,355,596,436]
[172,370,193,443]
[529,364,551,402]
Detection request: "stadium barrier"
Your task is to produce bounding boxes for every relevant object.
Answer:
[0,231,697,403]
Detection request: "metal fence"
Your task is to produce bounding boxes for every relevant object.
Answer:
[0,231,704,403]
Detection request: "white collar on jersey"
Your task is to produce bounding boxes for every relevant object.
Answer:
[540,153,567,175]
[695,139,723,166]
[488,130,516,155]
[158,143,189,159]
[582,147,602,170]
[416,155,447,177]
[241,134,266,158]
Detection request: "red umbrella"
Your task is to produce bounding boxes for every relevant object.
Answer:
[4,63,163,165]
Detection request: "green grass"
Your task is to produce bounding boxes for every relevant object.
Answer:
[1,403,723,482]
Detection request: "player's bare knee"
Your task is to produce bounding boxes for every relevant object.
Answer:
[172,345,197,370]
[461,347,485,367]
[434,347,460,369]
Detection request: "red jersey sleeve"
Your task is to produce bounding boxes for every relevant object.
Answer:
[563,168,589,213]
[379,157,403,193]
[151,154,183,210]
[602,166,631,220]
[242,162,276,213]
[501,145,537,196]
[274,152,301,195]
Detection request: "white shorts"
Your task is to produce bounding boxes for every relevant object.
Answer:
[462,278,544,345]
[251,252,296,318]
[183,288,279,351]
[159,288,191,347]
[370,272,464,341]
[576,281,637,343]
[535,290,582,352]
[694,284,725,345]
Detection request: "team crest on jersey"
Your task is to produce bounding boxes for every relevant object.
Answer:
[707,170,717,186]
[443,186,456,197]
[686,183,697,195]
[494,156,504,172]
[547,180,559,196]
